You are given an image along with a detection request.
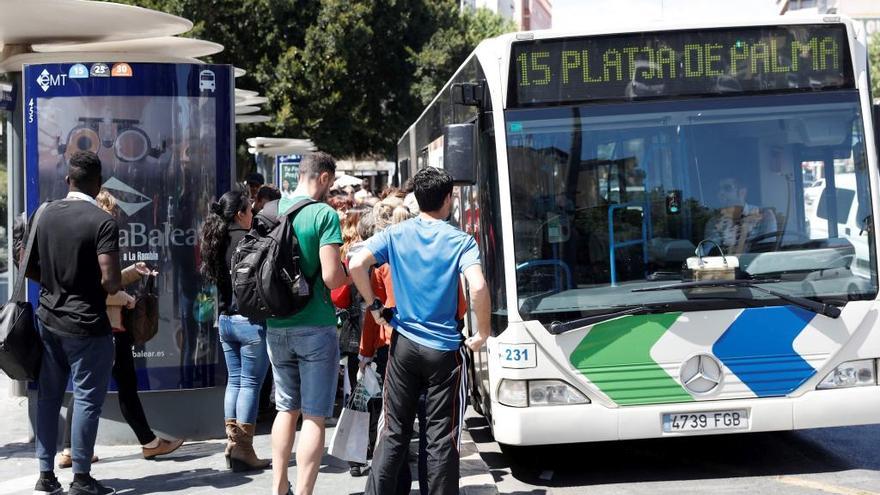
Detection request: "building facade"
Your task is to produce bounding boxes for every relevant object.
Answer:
[461,0,552,30]
[778,0,880,36]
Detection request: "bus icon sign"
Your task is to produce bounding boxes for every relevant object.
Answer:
[199,70,216,92]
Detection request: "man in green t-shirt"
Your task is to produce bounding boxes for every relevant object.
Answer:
[266,152,350,495]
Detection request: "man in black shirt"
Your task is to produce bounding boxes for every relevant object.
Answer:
[26,151,122,495]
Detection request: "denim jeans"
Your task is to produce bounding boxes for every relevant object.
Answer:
[63,330,157,449]
[35,320,114,474]
[266,325,339,417]
[219,315,269,424]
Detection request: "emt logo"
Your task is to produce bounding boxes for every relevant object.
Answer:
[36,69,67,92]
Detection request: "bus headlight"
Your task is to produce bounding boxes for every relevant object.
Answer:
[817,359,876,390]
[498,379,589,407]
[497,379,528,408]
[528,380,589,406]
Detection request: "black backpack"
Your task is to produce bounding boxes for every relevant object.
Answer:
[231,198,315,320]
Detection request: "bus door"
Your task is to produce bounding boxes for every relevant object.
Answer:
[452,119,486,396]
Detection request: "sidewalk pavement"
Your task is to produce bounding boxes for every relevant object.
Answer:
[0,375,497,495]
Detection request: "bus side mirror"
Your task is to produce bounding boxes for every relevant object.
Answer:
[452,82,484,107]
[444,123,476,185]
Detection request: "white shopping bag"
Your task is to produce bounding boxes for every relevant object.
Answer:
[360,365,382,398]
[329,407,370,464]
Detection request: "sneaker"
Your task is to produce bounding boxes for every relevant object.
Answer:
[33,475,62,495]
[69,476,116,495]
[349,463,364,477]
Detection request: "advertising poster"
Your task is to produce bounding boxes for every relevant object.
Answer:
[23,63,233,390]
[275,154,301,198]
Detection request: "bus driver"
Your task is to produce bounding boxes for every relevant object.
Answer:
[702,176,777,255]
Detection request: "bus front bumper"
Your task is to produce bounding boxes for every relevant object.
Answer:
[490,386,880,446]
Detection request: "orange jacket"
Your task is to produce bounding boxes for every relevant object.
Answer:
[359,265,467,358]
[359,265,395,358]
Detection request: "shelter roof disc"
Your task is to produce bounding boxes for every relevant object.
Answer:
[33,36,223,58]
[246,137,314,149]
[234,67,246,78]
[234,88,258,98]
[0,0,192,45]
[0,51,201,73]
[236,115,271,124]
[235,105,261,115]
[247,144,317,156]
[237,96,269,106]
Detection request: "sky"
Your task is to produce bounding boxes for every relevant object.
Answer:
[551,0,781,31]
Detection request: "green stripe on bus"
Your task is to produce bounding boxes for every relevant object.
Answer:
[569,313,693,406]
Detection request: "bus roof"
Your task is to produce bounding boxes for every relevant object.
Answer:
[398,14,863,150]
[493,14,858,44]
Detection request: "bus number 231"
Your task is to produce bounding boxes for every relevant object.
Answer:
[499,343,537,369]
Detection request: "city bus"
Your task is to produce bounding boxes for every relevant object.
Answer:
[396,16,880,445]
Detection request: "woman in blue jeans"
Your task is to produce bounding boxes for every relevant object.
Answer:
[199,191,271,472]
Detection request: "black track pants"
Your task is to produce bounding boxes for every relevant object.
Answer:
[365,332,468,495]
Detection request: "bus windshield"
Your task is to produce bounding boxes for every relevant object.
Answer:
[505,91,877,323]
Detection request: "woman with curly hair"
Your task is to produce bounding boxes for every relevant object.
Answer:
[199,191,270,472]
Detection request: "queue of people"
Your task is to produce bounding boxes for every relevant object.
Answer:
[24,149,491,495]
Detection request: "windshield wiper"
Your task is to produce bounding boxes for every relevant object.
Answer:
[520,288,563,315]
[548,304,670,335]
[632,279,842,318]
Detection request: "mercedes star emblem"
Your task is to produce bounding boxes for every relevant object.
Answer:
[679,354,723,395]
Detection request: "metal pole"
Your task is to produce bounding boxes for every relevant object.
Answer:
[8,75,26,398]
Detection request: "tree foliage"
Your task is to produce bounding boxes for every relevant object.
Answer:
[870,32,880,100]
[269,0,431,158]
[410,6,516,106]
[104,0,513,158]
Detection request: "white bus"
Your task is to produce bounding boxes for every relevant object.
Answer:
[397,16,880,445]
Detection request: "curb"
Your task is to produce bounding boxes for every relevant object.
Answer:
[459,424,499,494]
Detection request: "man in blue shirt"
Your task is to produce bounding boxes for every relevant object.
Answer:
[349,167,491,495]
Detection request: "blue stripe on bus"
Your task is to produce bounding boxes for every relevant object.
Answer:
[712,306,816,397]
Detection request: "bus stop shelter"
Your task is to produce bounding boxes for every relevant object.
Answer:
[0,0,267,444]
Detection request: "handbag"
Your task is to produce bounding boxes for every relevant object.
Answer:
[124,274,159,346]
[0,203,48,380]
[193,284,216,324]
[336,286,362,355]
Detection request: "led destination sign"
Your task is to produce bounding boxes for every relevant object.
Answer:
[509,25,853,106]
